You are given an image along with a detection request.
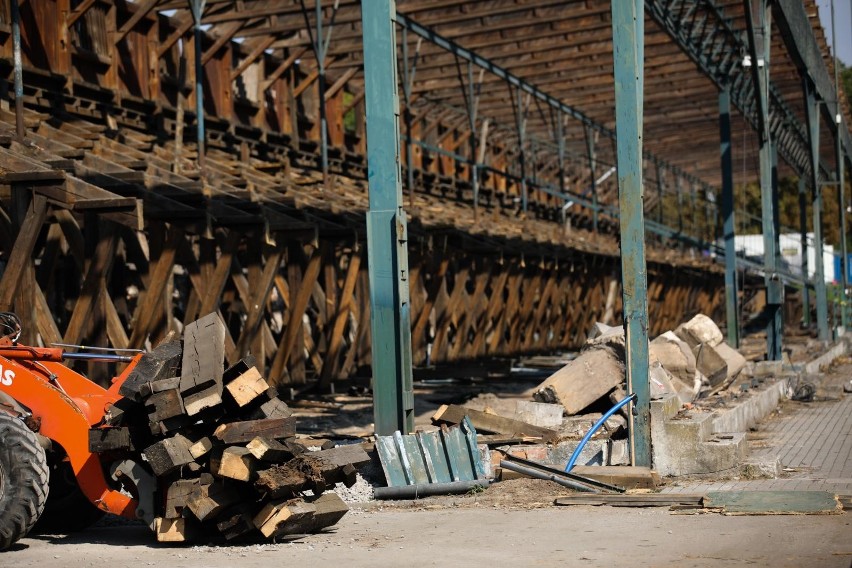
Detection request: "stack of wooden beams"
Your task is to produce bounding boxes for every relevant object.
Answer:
[91,312,370,543]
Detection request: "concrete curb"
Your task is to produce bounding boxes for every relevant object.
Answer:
[712,336,849,435]
[711,379,789,434]
[804,335,850,375]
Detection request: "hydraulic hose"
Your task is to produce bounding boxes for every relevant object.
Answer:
[564,392,637,473]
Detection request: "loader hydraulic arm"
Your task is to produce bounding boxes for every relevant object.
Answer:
[0,346,144,520]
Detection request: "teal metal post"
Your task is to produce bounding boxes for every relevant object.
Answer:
[361,1,415,435]
[804,79,829,341]
[832,0,849,330]
[584,125,599,233]
[611,0,651,467]
[798,177,811,327]
[190,0,206,169]
[744,0,782,360]
[10,0,23,140]
[719,87,739,348]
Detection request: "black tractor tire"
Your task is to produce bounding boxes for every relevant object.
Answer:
[0,412,49,550]
[32,457,104,533]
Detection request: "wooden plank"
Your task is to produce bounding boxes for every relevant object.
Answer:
[88,427,134,452]
[432,404,559,443]
[215,447,256,481]
[186,482,240,522]
[180,312,227,416]
[225,367,270,407]
[569,466,661,490]
[213,417,297,445]
[142,434,196,477]
[119,340,183,401]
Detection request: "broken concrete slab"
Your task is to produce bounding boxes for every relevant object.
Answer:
[694,342,728,388]
[533,347,625,415]
[675,314,724,349]
[462,395,564,428]
[650,331,696,385]
[714,341,747,384]
[515,401,564,428]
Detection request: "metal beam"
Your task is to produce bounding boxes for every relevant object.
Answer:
[831,0,848,331]
[190,0,206,170]
[395,12,719,207]
[773,0,852,170]
[362,0,414,436]
[611,0,650,467]
[744,0,782,361]
[802,78,829,341]
[719,86,738,348]
[647,0,822,180]
[797,176,810,328]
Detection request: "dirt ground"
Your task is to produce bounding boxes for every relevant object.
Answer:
[7,502,849,567]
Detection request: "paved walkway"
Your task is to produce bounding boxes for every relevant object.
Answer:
[662,390,852,495]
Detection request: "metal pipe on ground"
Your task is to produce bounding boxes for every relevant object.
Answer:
[499,461,600,493]
[373,480,492,500]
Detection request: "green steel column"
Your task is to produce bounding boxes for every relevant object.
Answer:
[584,125,599,233]
[719,87,739,348]
[804,80,829,341]
[745,0,782,361]
[832,0,849,330]
[190,0,206,170]
[798,177,811,327]
[611,0,651,467]
[361,1,415,435]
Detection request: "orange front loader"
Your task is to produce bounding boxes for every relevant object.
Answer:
[0,312,153,549]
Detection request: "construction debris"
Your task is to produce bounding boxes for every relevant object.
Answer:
[94,313,362,543]
[377,417,487,486]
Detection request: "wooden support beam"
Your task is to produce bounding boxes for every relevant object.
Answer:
[157,18,194,58]
[114,0,159,44]
[324,66,359,101]
[260,47,308,92]
[201,22,243,66]
[67,0,97,27]
[0,194,47,311]
[234,247,284,357]
[230,37,277,81]
[129,227,185,348]
[319,248,361,385]
[63,224,119,346]
[269,245,322,383]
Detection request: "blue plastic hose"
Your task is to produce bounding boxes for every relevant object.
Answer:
[564,392,637,472]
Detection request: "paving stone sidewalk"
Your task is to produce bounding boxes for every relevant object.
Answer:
[662,391,852,494]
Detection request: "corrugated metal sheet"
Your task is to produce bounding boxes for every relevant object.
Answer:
[376,416,486,487]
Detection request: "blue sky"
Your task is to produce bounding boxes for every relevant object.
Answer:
[817,0,851,66]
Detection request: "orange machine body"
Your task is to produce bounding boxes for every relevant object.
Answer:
[0,341,142,519]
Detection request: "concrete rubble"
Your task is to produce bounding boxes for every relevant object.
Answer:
[430,314,758,480]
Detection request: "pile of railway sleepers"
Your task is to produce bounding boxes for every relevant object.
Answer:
[89,313,369,543]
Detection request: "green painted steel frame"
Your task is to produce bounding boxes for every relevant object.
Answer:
[744,0,782,361]
[611,0,651,468]
[804,79,829,341]
[719,87,739,348]
[362,0,414,436]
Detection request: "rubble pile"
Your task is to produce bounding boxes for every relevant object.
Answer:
[428,314,751,475]
[95,313,369,543]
